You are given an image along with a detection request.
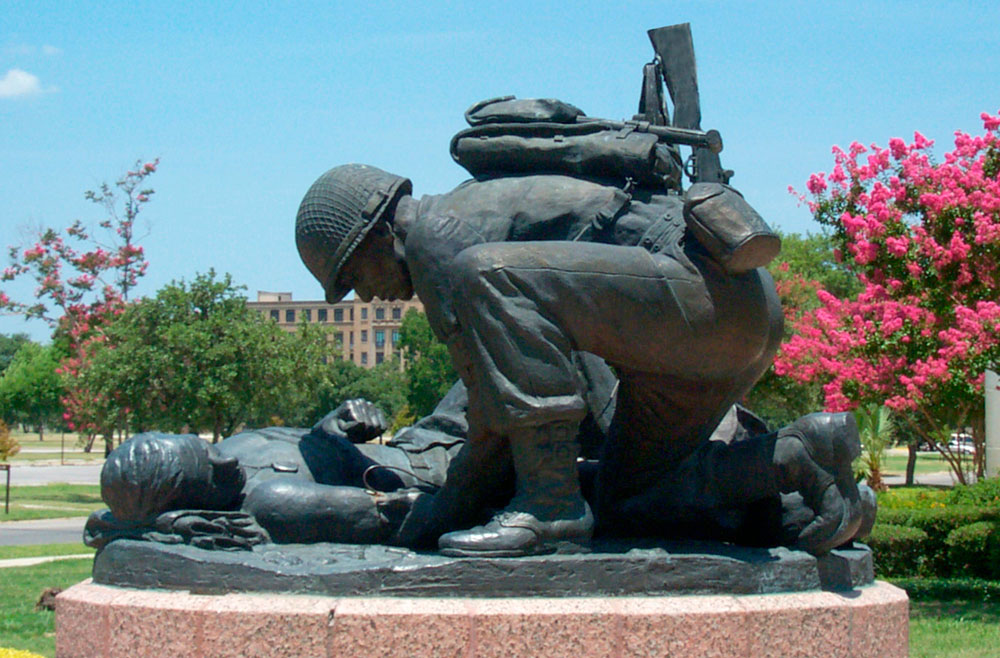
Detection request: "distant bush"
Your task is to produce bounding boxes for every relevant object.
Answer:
[945,521,1000,579]
[872,507,1000,576]
[867,523,928,577]
[0,420,19,461]
[877,486,949,510]
[947,478,1000,508]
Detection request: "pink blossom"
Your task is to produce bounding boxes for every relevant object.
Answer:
[807,173,828,194]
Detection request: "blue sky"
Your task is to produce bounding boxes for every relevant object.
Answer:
[2,1,999,342]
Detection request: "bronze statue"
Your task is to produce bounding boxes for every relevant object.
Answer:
[89,24,875,577]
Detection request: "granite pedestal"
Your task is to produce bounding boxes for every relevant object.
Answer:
[55,540,907,657]
[56,579,908,657]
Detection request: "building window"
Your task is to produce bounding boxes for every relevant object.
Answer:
[360,352,368,365]
[349,331,354,346]
[361,330,368,343]
[392,329,401,345]
[317,308,328,322]
[303,309,312,322]
[361,307,368,320]
[350,308,354,322]
[375,352,384,364]
[335,332,344,348]
[375,307,385,320]
[392,307,402,320]
[285,309,295,323]
[334,308,343,322]
[270,309,279,321]
[375,330,385,347]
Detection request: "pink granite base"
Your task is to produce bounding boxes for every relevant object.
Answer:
[56,580,908,658]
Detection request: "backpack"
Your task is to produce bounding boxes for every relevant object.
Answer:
[449,96,682,190]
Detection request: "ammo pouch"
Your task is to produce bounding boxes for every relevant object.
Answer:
[451,97,677,188]
[683,183,781,273]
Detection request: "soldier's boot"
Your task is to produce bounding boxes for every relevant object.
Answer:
[774,412,866,554]
[438,423,593,557]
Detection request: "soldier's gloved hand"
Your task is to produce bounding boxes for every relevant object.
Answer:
[314,399,388,444]
[153,510,270,551]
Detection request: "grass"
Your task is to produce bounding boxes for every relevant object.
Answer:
[882,451,956,477]
[0,484,103,522]
[0,559,92,658]
[4,429,102,464]
[894,578,1000,657]
[0,544,94,561]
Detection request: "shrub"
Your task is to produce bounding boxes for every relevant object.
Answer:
[888,576,1000,602]
[945,521,1000,579]
[875,507,1000,576]
[867,523,928,577]
[877,486,948,510]
[947,478,1000,508]
[0,420,19,461]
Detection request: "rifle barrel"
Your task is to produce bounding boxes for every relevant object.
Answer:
[577,118,723,154]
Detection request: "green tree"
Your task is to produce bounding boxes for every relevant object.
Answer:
[398,309,457,418]
[0,333,30,376]
[0,342,64,439]
[853,403,894,492]
[80,271,333,441]
[744,231,860,428]
[343,357,408,422]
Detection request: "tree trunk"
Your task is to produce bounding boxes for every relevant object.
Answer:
[906,443,917,486]
[103,433,114,458]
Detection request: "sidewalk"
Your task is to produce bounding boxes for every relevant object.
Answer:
[0,517,88,546]
[884,471,958,487]
[0,553,92,568]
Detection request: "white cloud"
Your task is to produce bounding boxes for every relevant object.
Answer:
[41,44,62,56]
[0,69,44,98]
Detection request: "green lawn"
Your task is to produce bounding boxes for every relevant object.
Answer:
[882,451,958,477]
[0,559,92,658]
[0,484,103,522]
[3,429,102,464]
[895,578,1000,658]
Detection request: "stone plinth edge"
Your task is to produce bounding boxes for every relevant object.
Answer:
[56,579,908,658]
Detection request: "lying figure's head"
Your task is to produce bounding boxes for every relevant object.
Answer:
[101,433,245,523]
[295,164,414,303]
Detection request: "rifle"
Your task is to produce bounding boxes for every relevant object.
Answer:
[575,117,722,154]
[647,23,733,185]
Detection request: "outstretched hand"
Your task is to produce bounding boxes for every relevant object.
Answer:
[315,398,388,444]
[154,510,271,551]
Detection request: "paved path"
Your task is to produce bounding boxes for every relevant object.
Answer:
[0,554,92,568]
[0,517,88,546]
[884,471,959,487]
[5,463,102,486]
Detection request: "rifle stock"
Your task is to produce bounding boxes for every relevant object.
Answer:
[647,23,731,184]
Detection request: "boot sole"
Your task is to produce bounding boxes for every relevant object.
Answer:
[440,539,591,559]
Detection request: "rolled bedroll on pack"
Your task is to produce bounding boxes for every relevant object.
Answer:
[451,121,672,187]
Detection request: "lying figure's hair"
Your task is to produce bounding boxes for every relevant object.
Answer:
[101,433,215,523]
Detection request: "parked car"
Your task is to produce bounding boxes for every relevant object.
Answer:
[948,432,976,455]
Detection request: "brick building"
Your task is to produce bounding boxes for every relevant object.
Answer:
[248,291,424,368]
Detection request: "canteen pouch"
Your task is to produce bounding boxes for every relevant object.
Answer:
[683,183,781,273]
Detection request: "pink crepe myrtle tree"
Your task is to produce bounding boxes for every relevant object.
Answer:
[1,160,158,453]
[776,113,1000,483]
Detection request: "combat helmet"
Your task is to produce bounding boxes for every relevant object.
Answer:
[296,164,412,303]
